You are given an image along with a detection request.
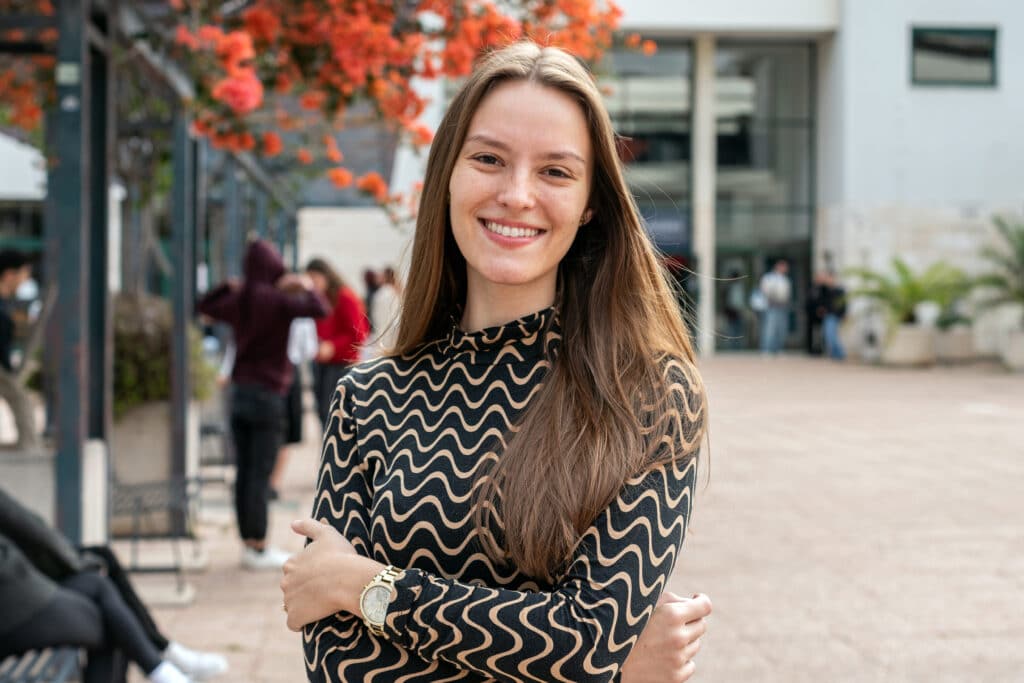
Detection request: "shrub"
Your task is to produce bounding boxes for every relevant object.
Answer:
[113,292,216,419]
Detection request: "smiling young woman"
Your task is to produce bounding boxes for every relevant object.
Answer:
[281,41,712,683]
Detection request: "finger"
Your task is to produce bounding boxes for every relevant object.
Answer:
[689,593,713,615]
[680,658,696,682]
[677,595,712,622]
[681,636,702,661]
[291,518,328,540]
[680,618,707,644]
[658,590,687,606]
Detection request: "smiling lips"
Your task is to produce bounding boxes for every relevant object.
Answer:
[481,219,544,240]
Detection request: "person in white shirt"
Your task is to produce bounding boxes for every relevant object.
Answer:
[369,266,403,354]
[758,259,791,354]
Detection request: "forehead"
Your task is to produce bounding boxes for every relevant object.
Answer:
[465,80,592,157]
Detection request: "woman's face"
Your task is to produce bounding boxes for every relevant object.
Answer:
[448,80,593,305]
[307,270,328,295]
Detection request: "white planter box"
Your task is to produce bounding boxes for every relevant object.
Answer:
[1002,329,1024,371]
[109,401,199,536]
[881,325,935,367]
[935,326,975,363]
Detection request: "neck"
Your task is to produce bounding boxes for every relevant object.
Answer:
[461,275,556,332]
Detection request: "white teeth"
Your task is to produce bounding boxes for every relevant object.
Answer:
[483,221,541,238]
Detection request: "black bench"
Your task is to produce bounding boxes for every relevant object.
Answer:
[0,648,81,683]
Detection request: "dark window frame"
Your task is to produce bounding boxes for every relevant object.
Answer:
[911,26,998,87]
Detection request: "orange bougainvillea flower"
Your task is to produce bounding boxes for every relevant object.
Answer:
[356,172,388,202]
[625,33,641,49]
[175,25,199,50]
[297,148,313,165]
[211,70,263,114]
[410,123,433,146]
[217,31,256,74]
[262,131,283,157]
[328,167,353,188]
[243,7,281,44]
[197,25,225,45]
[299,90,326,111]
[641,39,657,56]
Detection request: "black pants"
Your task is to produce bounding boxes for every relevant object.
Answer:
[229,382,285,542]
[82,545,168,652]
[0,572,162,683]
[312,362,350,429]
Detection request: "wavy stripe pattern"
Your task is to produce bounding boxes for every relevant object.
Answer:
[304,308,701,682]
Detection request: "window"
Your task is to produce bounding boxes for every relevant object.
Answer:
[911,27,997,87]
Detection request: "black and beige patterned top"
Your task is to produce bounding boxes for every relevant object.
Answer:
[305,308,701,682]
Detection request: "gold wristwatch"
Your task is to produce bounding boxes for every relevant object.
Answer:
[359,565,401,636]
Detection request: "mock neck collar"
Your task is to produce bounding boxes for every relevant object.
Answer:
[440,306,559,365]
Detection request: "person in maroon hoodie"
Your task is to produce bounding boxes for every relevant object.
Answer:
[198,240,327,570]
[304,258,370,428]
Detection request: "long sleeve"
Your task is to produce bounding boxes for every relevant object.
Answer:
[311,379,373,555]
[281,289,329,321]
[197,282,240,326]
[305,311,704,682]
[321,289,369,364]
[0,489,84,580]
[382,455,695,683]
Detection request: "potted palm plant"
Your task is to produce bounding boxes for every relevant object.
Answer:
[846,258,969,366]
[975,215,1024,370]
[934,307,975,363]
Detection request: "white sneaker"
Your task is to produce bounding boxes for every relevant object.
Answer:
[241,546,290,571]
[164,642,229,680]
[149,660,193,683]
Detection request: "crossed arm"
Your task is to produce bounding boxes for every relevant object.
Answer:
[282,376,710,682]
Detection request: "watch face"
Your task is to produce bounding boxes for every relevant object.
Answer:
[362,585,391,624]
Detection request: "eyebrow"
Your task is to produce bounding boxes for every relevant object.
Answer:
[464,134,587,166]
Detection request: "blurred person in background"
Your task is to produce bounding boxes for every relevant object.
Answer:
[198,240,327,570]
[370,265,403,352]
[269,315,319,500]
[0,488,227,683]
[819,270,847,360]
[721,269,747,350]
[362,268,381,331]
[304,258,370,428]
[758,258,791,354]
[0,249,32,371]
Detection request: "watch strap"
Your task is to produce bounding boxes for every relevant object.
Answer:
[362,564,401,636]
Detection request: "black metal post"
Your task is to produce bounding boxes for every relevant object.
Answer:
[224,157,242,278]
[51,0,92,544]
[87,28,111,445]
[170,111,193,536]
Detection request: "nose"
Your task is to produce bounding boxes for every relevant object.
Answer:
[496,168,536,210]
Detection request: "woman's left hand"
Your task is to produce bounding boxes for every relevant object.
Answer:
[281,518,359,631]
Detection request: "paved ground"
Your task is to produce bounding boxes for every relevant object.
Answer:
[130,356,1024,682]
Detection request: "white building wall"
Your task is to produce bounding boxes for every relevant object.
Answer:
[819,0,1024,354]
[0,134,45,200]
[621,0,838,33]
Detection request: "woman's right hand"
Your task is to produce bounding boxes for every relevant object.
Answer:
[620,592,712,683]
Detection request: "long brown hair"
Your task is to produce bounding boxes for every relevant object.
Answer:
[394,41,706,580]
[304,257,344,305]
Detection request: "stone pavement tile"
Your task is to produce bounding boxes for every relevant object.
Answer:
[874,635,1024,683]
[128,358,1023,682]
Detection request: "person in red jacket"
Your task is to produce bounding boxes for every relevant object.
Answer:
[199,240,328,570]
[305,258,370,428]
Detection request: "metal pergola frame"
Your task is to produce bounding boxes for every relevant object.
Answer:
[1,0,299,543]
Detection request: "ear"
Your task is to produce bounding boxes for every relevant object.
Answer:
[580,209,593,226]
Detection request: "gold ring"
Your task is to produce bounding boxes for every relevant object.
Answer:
[282,603,288,612]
